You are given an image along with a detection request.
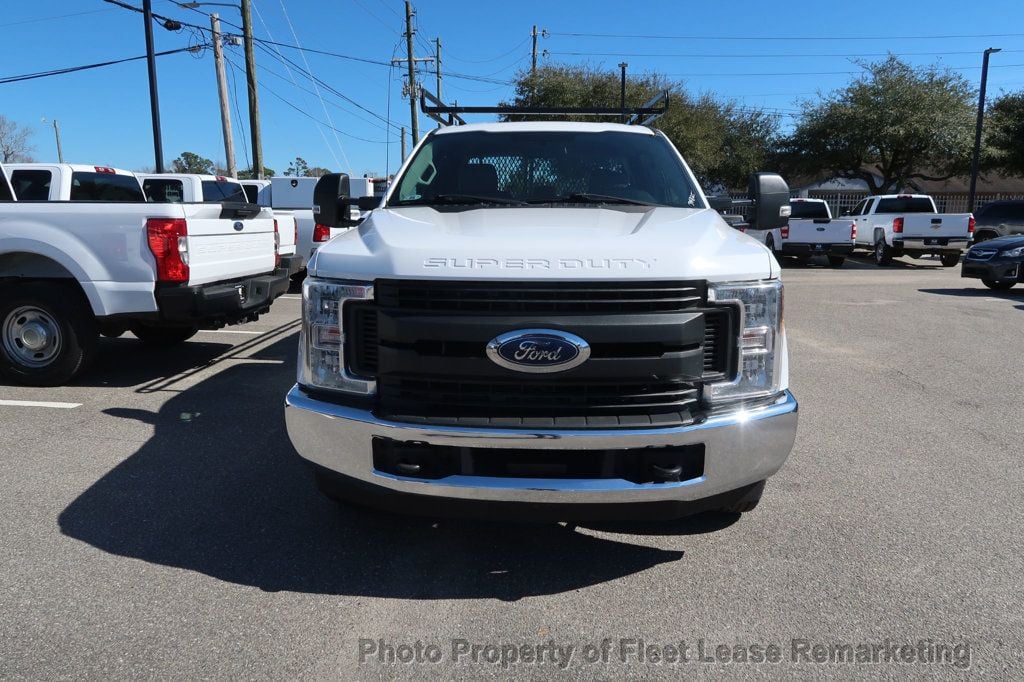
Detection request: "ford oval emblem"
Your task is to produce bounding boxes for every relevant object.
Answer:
[486,329,590,374]
[233,221,244,231]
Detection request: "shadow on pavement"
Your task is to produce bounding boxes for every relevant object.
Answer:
[845,254,946,270]
[919,287,1024,300]
[59,333,706,601]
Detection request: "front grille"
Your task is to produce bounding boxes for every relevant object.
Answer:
[376,376,700,427]
[966,249,996,261]
[375,279,705,313]
[345,279,735,428]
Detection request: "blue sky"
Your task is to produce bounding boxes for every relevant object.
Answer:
[3,0,1024,177]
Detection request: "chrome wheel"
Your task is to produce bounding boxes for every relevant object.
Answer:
[2,306,63,368]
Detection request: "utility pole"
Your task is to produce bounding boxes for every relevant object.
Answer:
[241,0,263,178]
[52,120,64,163]
[435,37,442,103]
[210,13,237,177]
[401,127,407,160]
[142,0,165,172]
[618,63,628,123]
[969,47,1001,213]
[404,1,419,145]
[531,25,538,77]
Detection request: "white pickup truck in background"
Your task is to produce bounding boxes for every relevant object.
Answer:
[850,194,974,266]
[140,173,303,277]
[240,176,379,276]
[0,163,289,385]
[752,198,855,267]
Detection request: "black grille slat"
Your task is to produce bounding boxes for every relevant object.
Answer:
[376,279,706,313]
[378,377,699,418]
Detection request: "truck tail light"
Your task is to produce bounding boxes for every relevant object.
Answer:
[780,225,789,239]
[293,217,299,246]
[313,224,331,242]
[273,219,281,267]
[893,217,904,234]
[968,215,976,234]
[850,221,857,240]
[146,218,190,283]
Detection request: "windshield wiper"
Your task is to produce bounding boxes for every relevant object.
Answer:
[533,193,655,206]
[394,193,527,207]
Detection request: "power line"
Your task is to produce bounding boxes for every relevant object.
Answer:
[444,37,532,64]
[0,8,114,28]
[548,49,1024,59]
[254,44,394,133]
[224,55,391,144]
[662,63,1024,78]
[275,0,350,172]
[260,45,403,131]
[549,30,1024,41]
[225,50,250,165]
[0,46,202,85]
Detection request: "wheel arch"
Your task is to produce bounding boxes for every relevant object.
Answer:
[0,252,99,316]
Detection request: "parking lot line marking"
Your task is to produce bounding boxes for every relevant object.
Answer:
[279,295,302,300]
[0,399,81,409]
[196,329,265,335]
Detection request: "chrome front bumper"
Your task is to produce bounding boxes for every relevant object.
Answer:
[285,386,798,507]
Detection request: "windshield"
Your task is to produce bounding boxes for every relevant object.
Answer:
[790,201,830,219]
[201,180,248,203]
[876,197,935,213]
[70,172,145,201]
[389,130,703,209]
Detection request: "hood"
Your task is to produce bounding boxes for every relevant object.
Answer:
[974,235,1024,251]
[310,206,777,282]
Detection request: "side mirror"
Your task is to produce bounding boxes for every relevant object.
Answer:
[313,173,357,228]
[748,172,791,231]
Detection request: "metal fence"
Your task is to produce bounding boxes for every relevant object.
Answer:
[806,191,1024,216]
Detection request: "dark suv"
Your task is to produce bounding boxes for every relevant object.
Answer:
[972,200,1024,243]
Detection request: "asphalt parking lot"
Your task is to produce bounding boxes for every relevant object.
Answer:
[2,257,1023,678]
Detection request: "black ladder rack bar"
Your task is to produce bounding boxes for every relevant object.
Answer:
[419,89,669,125]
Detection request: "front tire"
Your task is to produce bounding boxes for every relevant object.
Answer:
[982,279,1016,291]
[940,253,961,267]
[874,238,893,266]
[827,255,846,267]
[130,324,199,345]
[0,282,98,386]
[765,234,777,255]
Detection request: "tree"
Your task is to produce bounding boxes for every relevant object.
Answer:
[780,56,975,194]
[984,91,1024,176]
[305,166,331,178]
[170,151,215,174]
[284,157,310,177]
[503,65,779,188]
[0,115,35,163]
[237,166,276,179]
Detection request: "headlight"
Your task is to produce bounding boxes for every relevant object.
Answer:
[705,279,785,403]
[1001,246,1024,258]
[298,277,376,395]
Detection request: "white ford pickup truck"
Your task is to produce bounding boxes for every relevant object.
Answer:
[752,198,855,267]
[284,120,799,521]
[141,173,303,277]
[850,194,974,266]
[0,163,289,385]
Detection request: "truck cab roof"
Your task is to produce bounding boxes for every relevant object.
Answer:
[4,162,136,176]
